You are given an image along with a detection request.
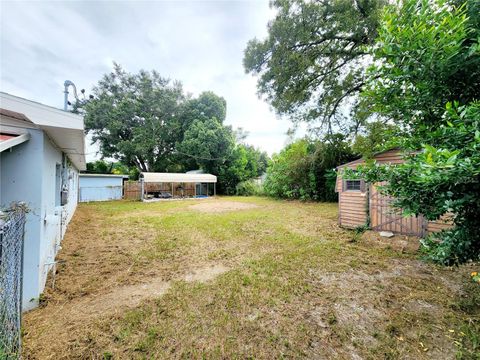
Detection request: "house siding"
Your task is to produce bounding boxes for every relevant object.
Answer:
[39,133,79,297]
[0,128,79,310]
[1,128,43,310]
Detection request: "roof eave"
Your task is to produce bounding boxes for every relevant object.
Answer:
[0,92,87,170]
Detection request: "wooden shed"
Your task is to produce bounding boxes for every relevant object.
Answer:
[336,149,452,237]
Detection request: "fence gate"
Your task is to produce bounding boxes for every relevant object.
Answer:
[0,205,27,359]
[369,183,425,237]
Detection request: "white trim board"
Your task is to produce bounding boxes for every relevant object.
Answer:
[0,132,31,152]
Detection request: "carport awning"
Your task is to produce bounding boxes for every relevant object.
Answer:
[0,132,30,152]
[141,172,217,183]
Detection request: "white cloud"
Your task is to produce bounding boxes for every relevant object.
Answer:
[1,0,296,158]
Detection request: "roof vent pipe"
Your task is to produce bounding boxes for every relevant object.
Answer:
[63,80,78,111]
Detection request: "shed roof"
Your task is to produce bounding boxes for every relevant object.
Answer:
[80,173,129,179]
[336,148,403,169]
[141,172,217,183]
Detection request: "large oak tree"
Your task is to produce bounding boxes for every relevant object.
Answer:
[83,64,187,172]
[244,0,386,134]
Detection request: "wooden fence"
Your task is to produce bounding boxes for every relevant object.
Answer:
[123,181,141,200]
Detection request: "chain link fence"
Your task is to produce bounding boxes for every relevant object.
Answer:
[0,204,27,359]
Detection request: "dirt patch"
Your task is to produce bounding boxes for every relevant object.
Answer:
[184,264,229,282]
[189,200,259,213]
[23,263,229,359]
[79,264,229,318]
[361,230,420,253]
[303,258,465,359]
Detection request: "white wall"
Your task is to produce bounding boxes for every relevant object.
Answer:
[1,128,44,310]
[64,167,79,230]
[79,175,124,202]
[0,129,80,310]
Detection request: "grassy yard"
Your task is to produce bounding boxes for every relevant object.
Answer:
[23,197,479,359]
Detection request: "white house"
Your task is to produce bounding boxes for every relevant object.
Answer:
[0,92,86,311]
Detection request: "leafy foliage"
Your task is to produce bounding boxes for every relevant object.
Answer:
[364,0,480,134]
[80,64,268,193]
[355,0,480,264]
[312,134,357,201]
[86,160,136,178]
[217,145,268,195]
[83,64,186,172]
[86,160,112,174]
[244,0,386,132]
[177,118,235,173]
[264,137,355,201]
[264,140,316,200]
[181,91,227,125]
[235,179,264,196]
[352,121,400,158]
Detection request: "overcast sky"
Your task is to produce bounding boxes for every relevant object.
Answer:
[0,0,300,161]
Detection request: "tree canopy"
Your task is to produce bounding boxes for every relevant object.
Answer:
[352,121,399,158]
[364,0,480,135]
[83,64,186,172]
[244,0,386,133]
[80,64,268,193]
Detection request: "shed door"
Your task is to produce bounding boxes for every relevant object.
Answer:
[369,183,426,237]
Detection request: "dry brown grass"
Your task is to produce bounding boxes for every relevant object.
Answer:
[22,197,479,359]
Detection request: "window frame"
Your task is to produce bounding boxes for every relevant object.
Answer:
[344,179,363,192]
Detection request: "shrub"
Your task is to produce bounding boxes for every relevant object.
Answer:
[264,136,355,201]
[236,180,263,196]
[421,227,479,266]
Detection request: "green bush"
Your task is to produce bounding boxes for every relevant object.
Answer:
[235,180,263,196]
[263,139,316,200]
[264,136,355,201]
[421,227,479,266]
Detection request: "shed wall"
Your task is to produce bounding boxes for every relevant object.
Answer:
[336,149,454,235]
[79,176,124,202]
[338,190,368,228]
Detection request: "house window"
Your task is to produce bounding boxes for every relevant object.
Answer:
[345,179,362,191]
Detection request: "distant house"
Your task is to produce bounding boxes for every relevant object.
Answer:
[0,92,86,310]
[79,173,129,202]
[336,149,452,237]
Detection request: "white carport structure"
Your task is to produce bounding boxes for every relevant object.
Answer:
[140,172,217,200]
